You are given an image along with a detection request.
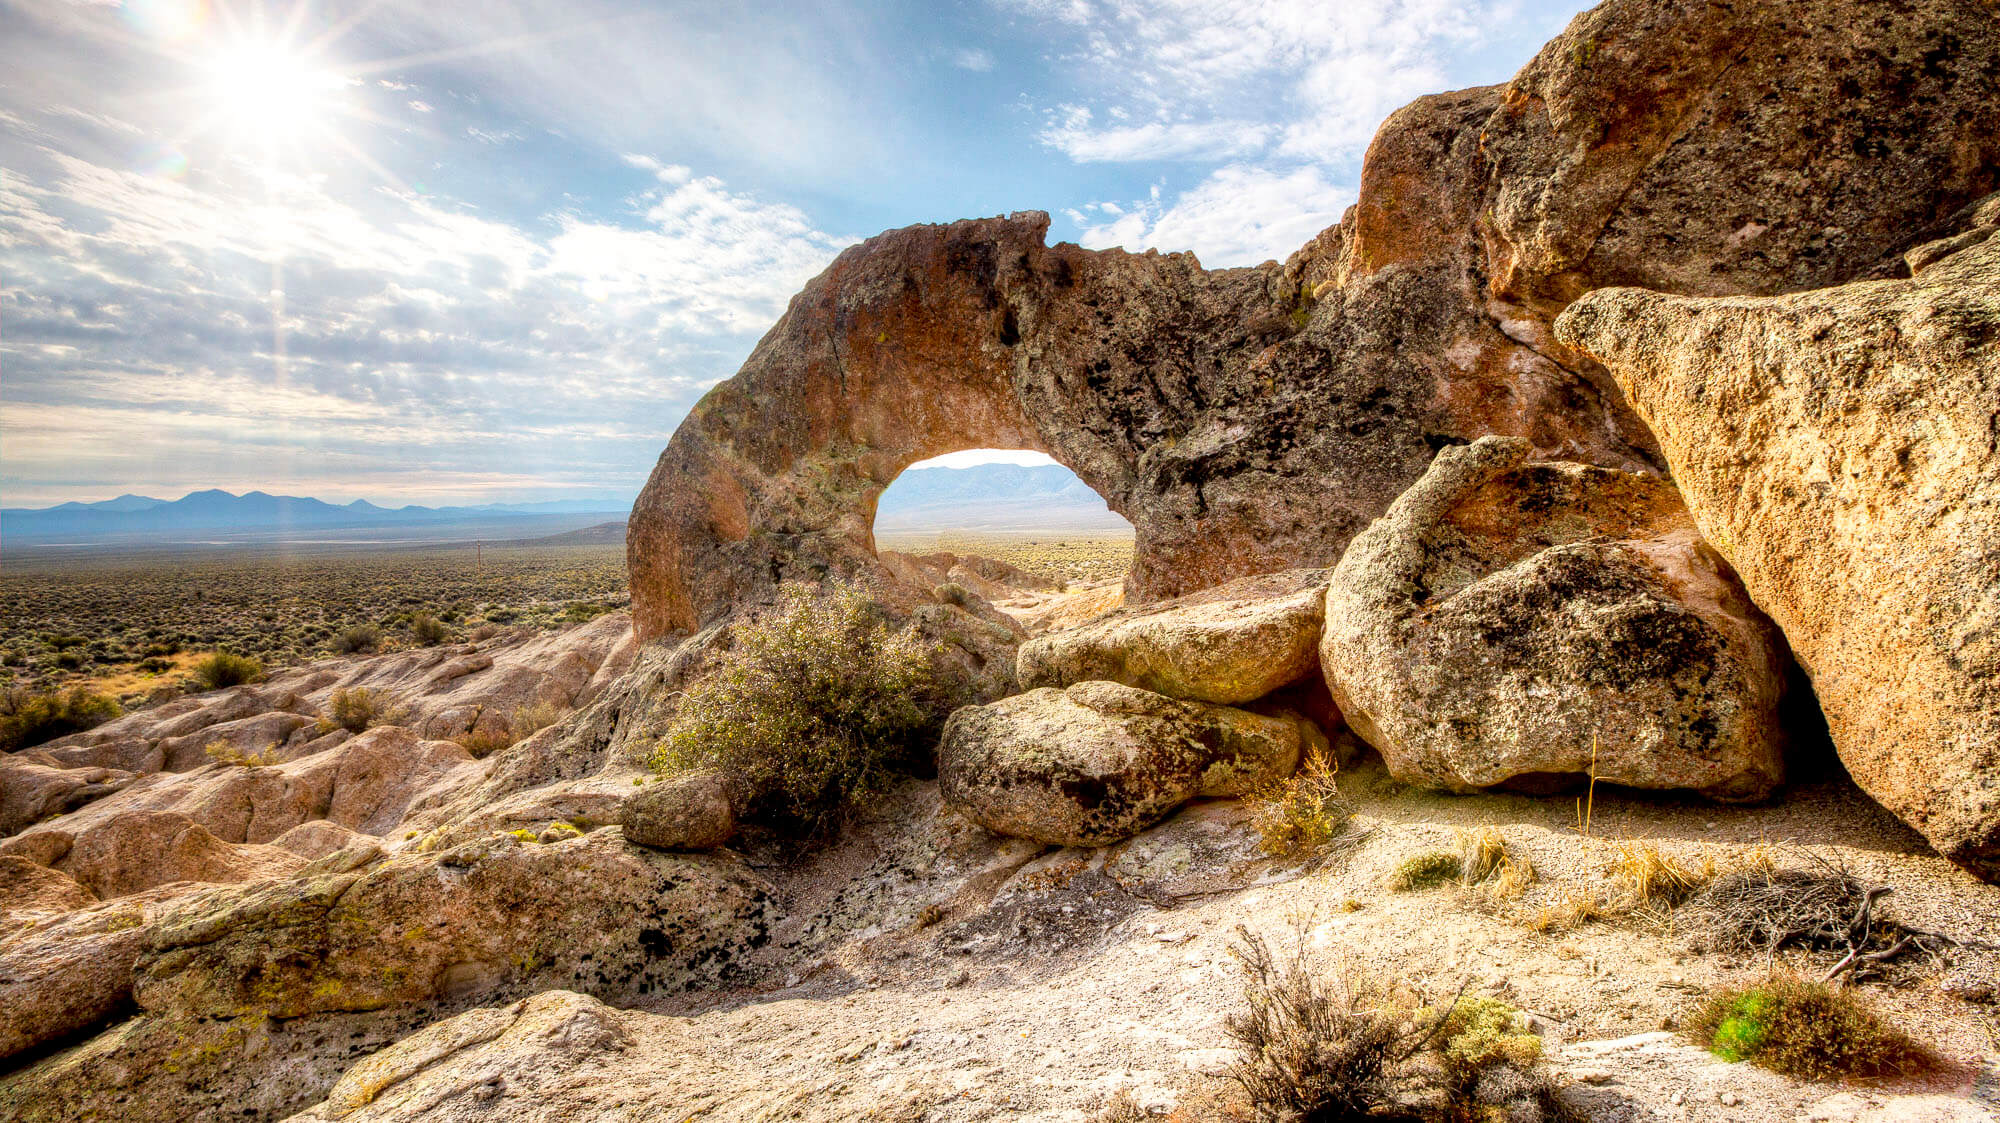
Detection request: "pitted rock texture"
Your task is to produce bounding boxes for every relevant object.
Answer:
[620,771,735,851]
[1017,567,1328,705]
[938,680,1301,847]
[1323,436,1787,801]
[627,0,2000,643]
[1555,226,2000,877]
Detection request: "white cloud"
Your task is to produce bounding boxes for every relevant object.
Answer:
[952,47,996,72]
[1039,106,1271,162]
[999,0,1502,165]
[908,450,1058,469]
[1067,164,1351,268]
[407,99,435,113]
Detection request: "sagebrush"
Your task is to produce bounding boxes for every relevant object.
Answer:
[0,684,119,753]
[323,687,399,733]
[1248,748,1351,857]
[650,581,947,831]
[191,650,264,690]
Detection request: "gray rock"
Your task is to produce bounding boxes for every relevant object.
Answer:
[1322,436,1786,801]
[938,681,1300,847]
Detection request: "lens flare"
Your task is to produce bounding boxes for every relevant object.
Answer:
[121,0,211,41]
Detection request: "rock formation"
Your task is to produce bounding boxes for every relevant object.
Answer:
[1555,210,2000,875]
[1322,436,1788,800]
[627,0,2000,645]
[939,680,1302,846]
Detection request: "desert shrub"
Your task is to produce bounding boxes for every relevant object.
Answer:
[191,650,264,690]
[483,607,520,624]
[1224,927,1572,1121]
[332,624,381,654]
[561,600,611,623]
[650,580,946,831]
[409,613,450,646]
[1689,979,1931,1080]
[470,623,504,641]
[1390,851,1463,892]
[204,740,280,767]
[451,700,566,759]
[1248,748,1351,857]
[0,685,120,753]
[323,687,397,733]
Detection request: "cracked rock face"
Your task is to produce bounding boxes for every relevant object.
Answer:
[938,681,1302,847]
[1555,219,2000,878]
[1322,436,1788,801]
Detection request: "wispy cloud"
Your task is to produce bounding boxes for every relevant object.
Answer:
[1066,164,1350,268]
[952,47,996,72]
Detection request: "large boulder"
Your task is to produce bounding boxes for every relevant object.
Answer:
[1017,568,1328,705]
[938,681,1301,847]
[1322,436,1787,801]
[1554,220,2000,877]
[620,772,735,851]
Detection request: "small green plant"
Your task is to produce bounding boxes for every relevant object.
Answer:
[1390,850,1463,891]
[191,651,264,691]
[1248,748,1351,856]
[1689,978,1931,1080]
[204,740,280,767]
[1436,996,1543,1075]
[0,684,121,753]
[650,580,947,832]
[408,613,450,646]
[323,687,398,733]
[332,624,382,654]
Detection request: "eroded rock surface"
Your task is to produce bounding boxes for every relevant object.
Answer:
[1323,436,1787,800]
[1017,568,1327,705]
[939,681,1301,846]
[1556,222,2000,876]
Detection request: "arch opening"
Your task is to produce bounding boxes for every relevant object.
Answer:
[871,449,1133,626]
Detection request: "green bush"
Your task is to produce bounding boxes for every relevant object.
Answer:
[332,624,381,654]
[0,685,121,753]
[192,651,265,690]
[323,687,398,733]
[409,613,450,646]
[650,581,946,832]
[1689,979,1930,1080]
[1390,850,1463,891]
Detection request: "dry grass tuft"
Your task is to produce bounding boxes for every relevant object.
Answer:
[1688,978,1933,1080]
[1607,839,1715,910]
[1248,748,1352,857]
[203,739,280,767]
[451,700,566,759]
[321,687,402,734]
[1458,827,1537,899]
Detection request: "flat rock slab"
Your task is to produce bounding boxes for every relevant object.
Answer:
[1016,568,1328,705]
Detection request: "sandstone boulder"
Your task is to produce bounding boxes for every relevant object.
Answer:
[0,897,152,1062]
[621,772,735,851]
[1017,568,1327,705]
[938,681,1301,847]
[1323,436,1787,801]
[1555,225,2000,877]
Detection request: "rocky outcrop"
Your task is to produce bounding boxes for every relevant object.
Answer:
[0,754,136,835]
[1018,568,1326,705]
[0,830,775,1118]
[627,0,2000,644]
[1555,222,2000,876]
[938,681,1301,846]
[1322,436,1787,801]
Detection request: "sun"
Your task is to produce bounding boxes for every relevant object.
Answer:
[199,36,350,154]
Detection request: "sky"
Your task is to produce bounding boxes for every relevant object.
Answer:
[0,0,1594,508]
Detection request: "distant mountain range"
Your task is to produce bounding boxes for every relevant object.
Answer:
[874,463,1128,532]
[0,489,632,542]
[0,464,1128,546]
